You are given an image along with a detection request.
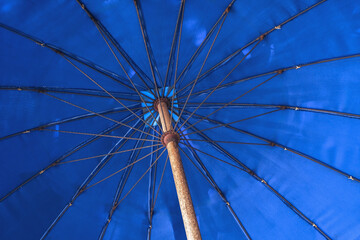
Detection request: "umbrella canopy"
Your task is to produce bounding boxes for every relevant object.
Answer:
[1,0,360,239]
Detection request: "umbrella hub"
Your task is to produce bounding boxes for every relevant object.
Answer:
[140,87,179,127]
[160,130,180,147]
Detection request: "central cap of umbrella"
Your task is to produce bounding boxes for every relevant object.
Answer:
[140,88,179,128]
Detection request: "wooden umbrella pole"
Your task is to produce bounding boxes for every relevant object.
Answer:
[155,98,202,240]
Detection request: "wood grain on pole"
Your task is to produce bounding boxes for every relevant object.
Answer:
[157,101,202,240]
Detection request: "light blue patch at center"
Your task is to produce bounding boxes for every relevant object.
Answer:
[140,87,179,127]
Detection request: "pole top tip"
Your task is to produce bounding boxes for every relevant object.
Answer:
[153,98,170,112]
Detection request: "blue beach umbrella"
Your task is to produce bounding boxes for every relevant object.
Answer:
[1,0,360,239]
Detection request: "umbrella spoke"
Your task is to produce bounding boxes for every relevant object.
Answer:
[179,142,244,171]
[42,91,159,139]
[173,9,229,131]
[179,103,360,119]
[41,128,160,142]
[0,104,142,141]
[151,132,161,196]
[282,106,360,119]
[134,0,163,98]
[178,53,360,100]
[77,0,153,92]
[76,2,165,132]
[178,109,270,145]
[173,0,236,91]
[0,120,131,202]
[149,154,169,231]
[176,39,264,133]
[93,148,167,236]
[180,138,269,146]
[58,144,162,165]
[77,0,160,109]
[98,126,152,240]
[62,56,162,135]
[179,141,251,239]
[40,121,145,239]
[181,121,332,240]
[180,108,282,137]
[188,111,360,183]
[152,154,169,210]
[0,22,137,91]
[0,86,142,101]
[176,0,328,97]
[179,72,280,134]
[112,148,167,209]
[162,0,185,97]
[176,38,261,100]
[85,147,166,190]
[80,25,164,133]
[147,138,160,236]
[150,142,159,208]
[2,20,161,135]
[92,27,152,96]
[168,2,185,128]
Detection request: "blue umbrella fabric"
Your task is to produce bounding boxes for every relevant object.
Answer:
[0,0,360,239]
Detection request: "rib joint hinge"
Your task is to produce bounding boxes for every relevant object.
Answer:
[225,5,232,13]
[36,88,46,93]
[53,49,62,54]
[35,126,45,131]
[161,130,180,146]
[36,42,45,47]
